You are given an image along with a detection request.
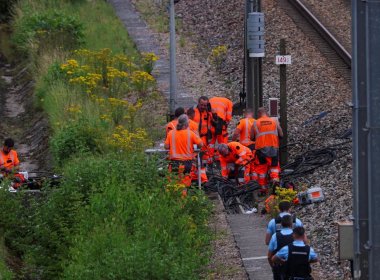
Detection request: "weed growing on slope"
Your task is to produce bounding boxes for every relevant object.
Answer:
[13,11,84,54]
[1,0,213,278]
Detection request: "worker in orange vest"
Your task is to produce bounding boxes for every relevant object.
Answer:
[186,107,200,135]
[0,138,20,175]
[251,107,283,187]
[186,107,208,183]
[165,114,203,187]
[193,96,213,145]
[216,142,254,183]
[165,107,185,137]
[232,107,255,151]
[209,97,233,163]
[192,96,214,181]
[209,97,233,144]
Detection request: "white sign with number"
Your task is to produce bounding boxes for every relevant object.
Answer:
[275,55,292,65]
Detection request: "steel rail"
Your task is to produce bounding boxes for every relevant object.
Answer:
[288,0,352,68]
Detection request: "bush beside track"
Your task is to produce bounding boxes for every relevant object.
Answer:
[0,0,212,278]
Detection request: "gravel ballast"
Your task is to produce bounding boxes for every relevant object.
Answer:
[300,0,351,53]
[175,0,353,278]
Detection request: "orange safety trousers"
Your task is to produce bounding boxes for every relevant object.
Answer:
[220,159,253,184]
[209,132,228,162]
[252,157,281,186]
[190,164,208,183]
[196,135,210,182]
[220,161,253,183]
[168,161,193,189]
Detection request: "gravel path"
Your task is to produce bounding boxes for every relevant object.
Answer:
[301,0,351,53]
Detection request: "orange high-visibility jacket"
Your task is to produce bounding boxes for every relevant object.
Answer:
[0,150,20,171]
[209,97,233,122]
[219,142,253,176]
[188,119,199,134]
[252,116,280,150]
[236,117,255,146]
[165,129,202,161]
[165,119,178,137]
[193,107,213,137]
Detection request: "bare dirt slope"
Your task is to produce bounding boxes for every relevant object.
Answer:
[0,28,50,172]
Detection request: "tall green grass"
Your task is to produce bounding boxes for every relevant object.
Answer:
[0,0,212,278]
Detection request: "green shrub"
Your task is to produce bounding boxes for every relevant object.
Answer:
[0,153,212,279]
[61,155,212,280]
[1,0,211,278]
[50,121,101,165]
[13,11,84,54]
[21,186,84,279]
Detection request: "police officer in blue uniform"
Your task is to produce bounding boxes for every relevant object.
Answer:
[272,226,318,280]
[268,215,295,280]
[265,200,303,245]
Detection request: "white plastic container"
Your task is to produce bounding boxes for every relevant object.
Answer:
[298,186,325,205]
[307,186,324,202]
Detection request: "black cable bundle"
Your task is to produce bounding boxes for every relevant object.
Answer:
[280,140,351,179]
[204,175,261,214]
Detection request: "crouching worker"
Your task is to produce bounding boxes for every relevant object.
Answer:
[216,142,253,183]
[165,114,203,191]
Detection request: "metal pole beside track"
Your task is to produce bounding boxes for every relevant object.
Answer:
[169,0,177,116]
[279,39,288,165]
[256,0,263,111]
[365,1,380,278]
[352,0,369,277]
[352,0,380,278]
[197,153,202,189]
[246,0,255,113]
[246,0,263,118]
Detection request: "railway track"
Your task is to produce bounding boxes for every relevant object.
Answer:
[278,0,352,82]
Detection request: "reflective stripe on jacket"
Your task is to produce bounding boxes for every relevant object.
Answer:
[253,116,280,150]
[165,129,202,160]
[188,119,199,135]
[209,97,233,122]
[219,142,253,177]
[165,119,178,137]
[237,117,255,146]
[193,107,213,137]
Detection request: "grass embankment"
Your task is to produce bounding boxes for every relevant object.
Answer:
[0,0,212,278]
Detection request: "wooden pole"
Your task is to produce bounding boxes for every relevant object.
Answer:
[279,39,288,165]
